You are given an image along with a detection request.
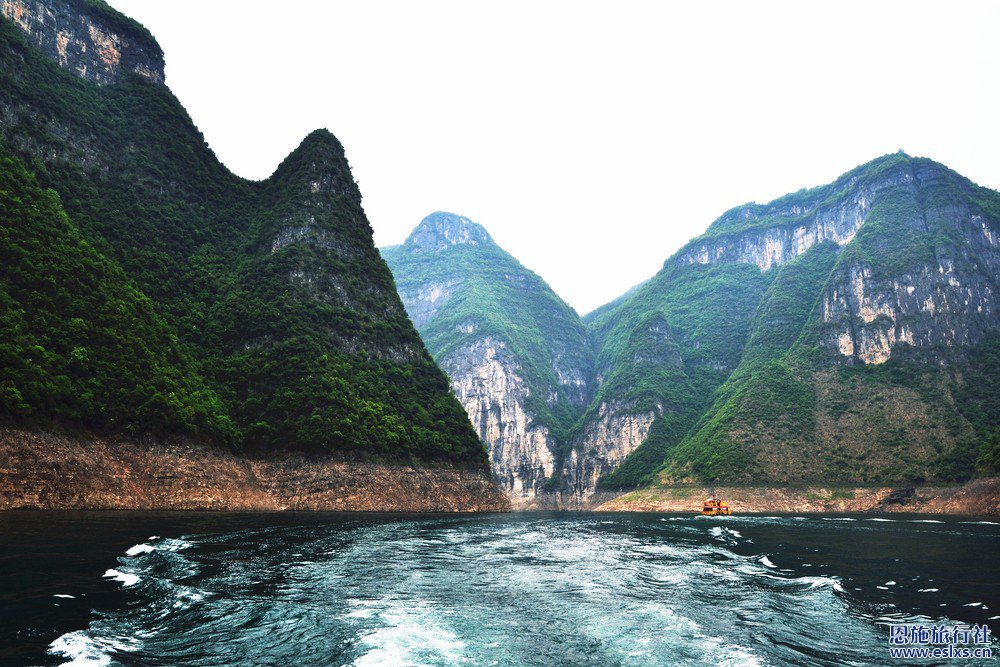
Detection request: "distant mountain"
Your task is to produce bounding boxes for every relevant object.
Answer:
[586,153,1000,488]
[383,212,593,502]
[0,0,489,473]
[388,156,999,503]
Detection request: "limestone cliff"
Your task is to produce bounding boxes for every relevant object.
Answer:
[445,337,557,499]
[561,401,658,496]
[599,153,1000,486]
[1,0,163,84]
[383,213,593,506]
[388,160,998,499]
[676,165,914,270]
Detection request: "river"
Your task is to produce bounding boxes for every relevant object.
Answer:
[1,511,997,665]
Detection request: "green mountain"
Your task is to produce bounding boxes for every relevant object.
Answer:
[382,212,593,502]
[586,153,1000,489]
[0,0,486,469]
[385,156,998,502]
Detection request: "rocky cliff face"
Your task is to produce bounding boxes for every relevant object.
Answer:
[580,153,1000,490]
[1,0,164,84]
[404,211,493,253]
[676,161,914,271]
[817,164,998,366]
[390,160,998,498]
[0,427,509,511]
[383,213,593,506]
[562,401,658,496]
[444,337,558,499]
[820,258,995,365]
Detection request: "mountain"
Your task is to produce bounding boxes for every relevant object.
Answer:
[387,157,999,504]
[584,153,1000,489]
[382,212,593,503]
[0,0,503,508]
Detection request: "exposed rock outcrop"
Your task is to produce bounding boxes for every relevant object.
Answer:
[597,479,1000,516]
[0,428,510,511]
[383,212,594,506]
[444,338,558,503]
[1,0,164,84]
[562,401,658,497]
[404,211,493,253]
[676,166,914,270]
[581,154,1000,490]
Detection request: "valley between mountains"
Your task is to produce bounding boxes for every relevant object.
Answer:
[385,156,1000,510]
[0,0,997,513]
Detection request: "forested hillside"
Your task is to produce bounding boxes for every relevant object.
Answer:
[0,0,486,468]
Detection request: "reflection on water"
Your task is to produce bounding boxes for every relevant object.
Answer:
[0,511,997,665]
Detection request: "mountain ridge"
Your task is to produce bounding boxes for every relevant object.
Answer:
[0,0,495,483]
[386,153,999,502]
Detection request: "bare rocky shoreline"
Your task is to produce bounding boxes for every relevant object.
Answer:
[4,427,998,516]
[596,479,1000,516]
[0,428,510,512]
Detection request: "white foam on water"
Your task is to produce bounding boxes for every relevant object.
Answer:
[760,556,776,568]
[800,576,845,593]
[125,543,155,556]
[48,632,139,666]
[103,569,139,587]
[157,537,194,552]
[709,526,742,542]
[54,594,75,599]
[910,519,944,524]
[885,581,896,586]
[918,588,939,593]
[865,518,896,522]
[352,603,466,667]
[48,631,111,666]
[823,517,857,522]
[170,588,206,610]
[989,616,1000,620]
[960,521,1000,525]
[963,602,983,607]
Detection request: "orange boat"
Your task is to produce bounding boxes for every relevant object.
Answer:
[700,496,732,516]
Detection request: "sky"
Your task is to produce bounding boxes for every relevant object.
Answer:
[109,0,1000,315]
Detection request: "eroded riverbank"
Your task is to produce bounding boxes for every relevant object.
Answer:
[0,428,509,512]
[597,478,1000,516]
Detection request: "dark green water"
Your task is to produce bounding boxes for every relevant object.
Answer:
[0,512,997,666]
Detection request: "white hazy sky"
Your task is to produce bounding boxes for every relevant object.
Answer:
[109,0,999,315]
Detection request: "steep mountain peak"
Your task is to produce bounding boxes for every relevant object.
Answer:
[266,129,360,201]
[2,0,165,84]
[404,212,494,252]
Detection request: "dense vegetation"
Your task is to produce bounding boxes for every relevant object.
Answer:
[386,154,999,489]
[588,261,773,489]
[0,9,486,467]
[383,215,593,446]
[625,156,1000,486]
[0,148,232,438]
